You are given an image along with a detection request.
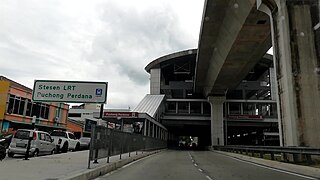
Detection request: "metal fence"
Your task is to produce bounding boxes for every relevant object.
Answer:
[88,125,167,168]
[212,145,320,164]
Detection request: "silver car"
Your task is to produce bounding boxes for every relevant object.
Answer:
[8,129,56,157]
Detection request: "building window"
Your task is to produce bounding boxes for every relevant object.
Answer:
[243,103,255,115]
[229,102,241,115]
[26,100,33,116]
[166,102,176,114]
[190,102,201,114]
[178,102,189,114]
[13,96,20,114]
[7,95,25,115]
[31,103,41,118]
[6,94,50,119]
[39,104,49,119]
[203,102,211,115]
[19,98,26,115]
[7,95,15,114]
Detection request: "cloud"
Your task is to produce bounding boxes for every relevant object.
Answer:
[0,0,204,109]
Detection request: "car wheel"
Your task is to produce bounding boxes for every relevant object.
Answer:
[62,143,68,153]
[8,152,14,158]
[55,145,60,153]
[33,149,39,157]
[75,143,80,151]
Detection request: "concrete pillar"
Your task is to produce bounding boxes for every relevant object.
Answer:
[208,96,226,146]
[258,0,320,147]
[269,68,277,101]
[143,120,147,136]
[148,121,151,136]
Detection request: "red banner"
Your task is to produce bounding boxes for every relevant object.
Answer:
[103,112,138,118]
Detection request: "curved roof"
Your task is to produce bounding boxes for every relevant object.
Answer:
[133,94,165,118]
[145,49,197,73]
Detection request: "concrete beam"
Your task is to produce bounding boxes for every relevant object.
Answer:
[195,0,272,97]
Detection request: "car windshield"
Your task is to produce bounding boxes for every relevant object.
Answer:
[50,131,65,137]
[14,130,30,140]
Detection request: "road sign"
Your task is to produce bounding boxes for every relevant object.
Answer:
[32,80,108,103]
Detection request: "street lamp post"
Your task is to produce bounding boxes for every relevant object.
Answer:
[117,116,123,160]
[25,116,36,160]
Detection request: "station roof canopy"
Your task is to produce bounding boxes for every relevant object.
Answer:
[133,94,165,118]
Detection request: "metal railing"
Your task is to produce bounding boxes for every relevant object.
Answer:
[212,145,320,164]
[88,125,167,168]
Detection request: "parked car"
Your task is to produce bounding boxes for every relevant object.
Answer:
[79,137,91,150]
[8,129,56,157]
[50,130,80,153]
[0,134,13,149]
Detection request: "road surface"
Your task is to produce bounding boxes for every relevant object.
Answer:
[95,150,317,180]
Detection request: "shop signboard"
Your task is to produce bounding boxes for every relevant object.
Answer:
[103,112,138,118]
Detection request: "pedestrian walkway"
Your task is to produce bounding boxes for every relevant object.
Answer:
[0,150,157,180]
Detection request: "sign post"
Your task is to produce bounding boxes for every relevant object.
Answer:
[32,80,108,165]
[25,116,36,160]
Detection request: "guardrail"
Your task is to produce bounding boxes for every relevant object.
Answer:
[88,125,167,168]
[212,145,320,164]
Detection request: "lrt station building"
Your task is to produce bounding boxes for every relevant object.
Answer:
[0,76,69,134]
[137,49,279,148]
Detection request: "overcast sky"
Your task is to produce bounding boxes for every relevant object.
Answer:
[0,0,205,109]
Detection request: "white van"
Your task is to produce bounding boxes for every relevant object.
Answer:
[8,129,56,157]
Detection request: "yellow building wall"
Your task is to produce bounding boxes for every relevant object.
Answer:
[0,81,9,120]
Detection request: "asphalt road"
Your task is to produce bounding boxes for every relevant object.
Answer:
[95,150,317,180]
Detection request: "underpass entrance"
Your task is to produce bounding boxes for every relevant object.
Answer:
[166,124,211,150]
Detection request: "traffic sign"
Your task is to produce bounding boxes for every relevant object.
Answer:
[32,80,108,103]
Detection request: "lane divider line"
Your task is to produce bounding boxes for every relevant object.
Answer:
[206,175,214,180]
[188,152,215,180]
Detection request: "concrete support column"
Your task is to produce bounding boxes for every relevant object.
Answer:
[258,0,320,147]
[208,96,226,146]
[148,121,151,136]
[143,120,147,136]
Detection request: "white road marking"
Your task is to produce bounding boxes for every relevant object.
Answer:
[227,155,318,180]
[206,175,214,180]
[189,153,215,180]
